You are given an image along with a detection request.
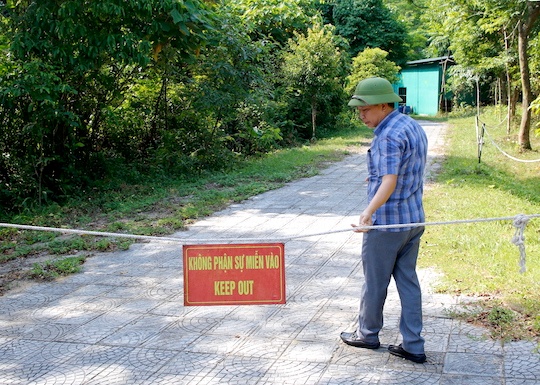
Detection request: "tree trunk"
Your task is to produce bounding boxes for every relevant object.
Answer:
[311,96,317,140]
[504,29,513,134]
[517,3,540,150]
[148,75,168,148]
[518,20,532,150]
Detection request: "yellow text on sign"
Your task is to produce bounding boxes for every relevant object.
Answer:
[214,280,254,296]
[188,253,281,271]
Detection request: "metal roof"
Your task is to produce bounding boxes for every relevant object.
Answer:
[405,56,454,66]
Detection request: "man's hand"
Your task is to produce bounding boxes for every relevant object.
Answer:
[352,174,397,233]
[351,209,373,232]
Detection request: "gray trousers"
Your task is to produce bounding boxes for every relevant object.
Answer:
[357,226,425,354]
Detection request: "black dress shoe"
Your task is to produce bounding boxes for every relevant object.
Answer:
[388,344,426,363]
[340,331,380,349]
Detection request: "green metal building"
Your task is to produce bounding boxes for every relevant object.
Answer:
[394,56,454,116]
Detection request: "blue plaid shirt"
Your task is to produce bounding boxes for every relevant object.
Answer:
[367,110,428,232]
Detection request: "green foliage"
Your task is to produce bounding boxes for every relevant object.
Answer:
[331,0,408,66]
[432,0,511,71]
[425,0,533,109]
[446,65,483,107]
[47,237,89,255]
[446,301,529,341]
[229,0,322,46]
[1,1,309,215]
[137,5,286,174]
[529,95,540,136]
[29,255,86,281]
[529,34,540,96]
[385,0,430,60]
[487,305,515,328]
[346,47,401,95]
[183,7,284,156]
[0,0,217,210]
[281,24,349,139]
[21,231,58,245]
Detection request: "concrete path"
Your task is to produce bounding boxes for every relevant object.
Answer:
[1,122,539,384]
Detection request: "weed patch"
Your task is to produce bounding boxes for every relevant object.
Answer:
[447,299,537,342]
[29,256,87,281]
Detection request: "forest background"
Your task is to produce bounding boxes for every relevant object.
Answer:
[2,0,540,215]
[1,0,540,339]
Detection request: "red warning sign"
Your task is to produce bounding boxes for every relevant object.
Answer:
[183,243,286,306]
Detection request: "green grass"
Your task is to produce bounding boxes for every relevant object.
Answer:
[421,107,540,341]
[29,255,87,281]
[2,107,539,342]
[0,228,131,264]
[1,122,372,266]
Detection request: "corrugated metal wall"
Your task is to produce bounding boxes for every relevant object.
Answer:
[396,64,441,116]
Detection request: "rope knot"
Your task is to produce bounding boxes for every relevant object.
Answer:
[511,214,530,273]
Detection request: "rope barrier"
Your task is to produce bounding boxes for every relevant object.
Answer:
[2,214,539,243]
[511,214,530,273]
[1,213,539,271]
[483,125,540,163]
[477,117,540,163]
[469,115,540,272]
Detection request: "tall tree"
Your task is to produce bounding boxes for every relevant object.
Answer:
[346,47,401,95]
[426,0,540,150]
[385,0,430,60]
[229,0,322,46]
[331,0,408,66]
[282,24,349,140]
[516,1,540,150]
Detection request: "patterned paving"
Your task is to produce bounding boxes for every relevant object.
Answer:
[1,121,538,384]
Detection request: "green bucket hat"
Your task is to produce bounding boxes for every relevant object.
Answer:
[348,77,402,107]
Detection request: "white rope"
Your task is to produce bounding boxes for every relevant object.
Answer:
[481,123,540,163]
[2,214,539,243]
[1,214,539,272]
[0,223,189,243]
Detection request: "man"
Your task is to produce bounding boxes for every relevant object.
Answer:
[340,77,428,364]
